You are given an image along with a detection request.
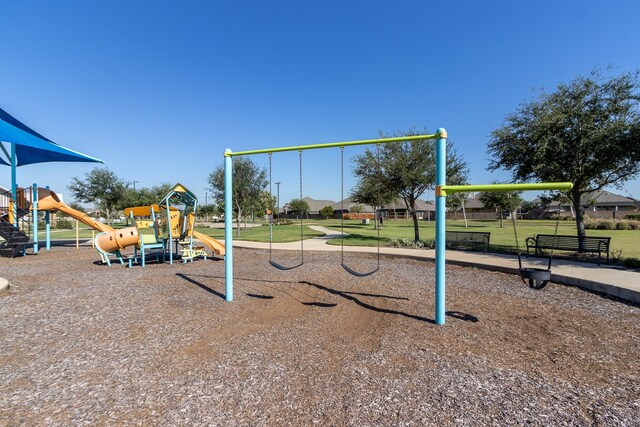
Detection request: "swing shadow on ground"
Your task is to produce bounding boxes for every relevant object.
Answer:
[175,273,438,324]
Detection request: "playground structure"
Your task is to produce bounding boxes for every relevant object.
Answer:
[0,183,224,265]
[222,129,573,325]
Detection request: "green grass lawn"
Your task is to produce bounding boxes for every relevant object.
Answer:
[195,224,325,243]
[15,218,638,259]
[319,218,640,259]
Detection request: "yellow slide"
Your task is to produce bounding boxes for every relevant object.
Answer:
[38,191,114,233]
[192,230,225,256]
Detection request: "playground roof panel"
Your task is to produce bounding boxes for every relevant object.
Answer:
[0,107,103,166]
[160,183,198,207]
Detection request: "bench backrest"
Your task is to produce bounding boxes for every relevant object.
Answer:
[535,234,610,251]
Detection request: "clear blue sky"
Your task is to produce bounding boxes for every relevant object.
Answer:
[1,1,639,206]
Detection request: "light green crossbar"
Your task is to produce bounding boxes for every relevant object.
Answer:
[225,133,440,157]
[438,182,573,196]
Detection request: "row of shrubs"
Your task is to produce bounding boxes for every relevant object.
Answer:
[389,238,435,249]
[37,219,74,229]
[261,219,294,226]
[551,215,640,230]
[583,218,640,230]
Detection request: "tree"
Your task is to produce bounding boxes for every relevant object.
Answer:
[68,167,127,225]
[255,190,276,219]
[209,157,267,236]
[350,204,363,214]
[488,70,640,239]
[478,188,523,228]
[288,198,310,219]
[353,128,469,241]
[351,153,396,229]
[520,200,539,213]
[319,205,334,219]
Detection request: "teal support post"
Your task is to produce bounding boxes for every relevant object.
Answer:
[45,186,51,250]
[224,149,233,301]
[435,128,447,325]
[11,143,17,227]
[166,197,173,265]
[32,184,38,253]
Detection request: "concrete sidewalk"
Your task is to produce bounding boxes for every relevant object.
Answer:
[232,226,640,304]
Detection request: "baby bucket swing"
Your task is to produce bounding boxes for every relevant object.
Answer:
[511,210,561,289]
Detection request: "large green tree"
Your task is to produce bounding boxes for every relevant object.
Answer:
[478,188,523,228]
[353,129,469,241]
[350,151,396,229]
[287,198,310,219]
[119,182,173,209]
[209,157,267,236]
[68,167,127,225]
[488,70,640,238]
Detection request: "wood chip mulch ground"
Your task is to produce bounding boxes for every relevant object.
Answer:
[1,246,639,426]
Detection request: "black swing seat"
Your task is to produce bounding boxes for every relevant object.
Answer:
[518,253,552,289]
[269,260,303,271]
[519,267,551,289]
[341,262,378,278]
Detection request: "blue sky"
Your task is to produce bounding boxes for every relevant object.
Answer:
[1,1,639,206]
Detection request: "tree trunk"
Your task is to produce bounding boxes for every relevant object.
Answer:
[572,189,587,240]
[498,208,503,228]
[236,208,241,237]
[412,210,420,241]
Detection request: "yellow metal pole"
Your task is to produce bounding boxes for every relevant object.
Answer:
[92,230,95,248]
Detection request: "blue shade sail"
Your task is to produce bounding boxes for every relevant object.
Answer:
[0,107,103,166]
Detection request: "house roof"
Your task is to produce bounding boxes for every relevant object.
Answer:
[581,190,639,207]
[464,196,485,209]
[535,190,640,208]
[294,196,436,213]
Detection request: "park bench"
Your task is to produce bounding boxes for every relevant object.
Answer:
[525,234,611,265]
[445,231,491,253]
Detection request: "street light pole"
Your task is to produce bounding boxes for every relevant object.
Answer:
[204,191,208,221]
[132,180,139,190]
[275,182,281,220]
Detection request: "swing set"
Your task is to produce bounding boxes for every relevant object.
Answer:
[223,129,573,325]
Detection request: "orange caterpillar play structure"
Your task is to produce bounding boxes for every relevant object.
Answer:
[36,184,224,266]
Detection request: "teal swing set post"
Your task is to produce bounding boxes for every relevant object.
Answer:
[223,129,573,325]
[435,130,573,324]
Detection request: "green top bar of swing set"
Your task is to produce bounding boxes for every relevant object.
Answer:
[224,133,441,157]
[439,182,573,196]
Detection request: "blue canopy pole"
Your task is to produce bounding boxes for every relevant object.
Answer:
[45,185,51,250]
[32,183,38,253]
[11,143,17,227]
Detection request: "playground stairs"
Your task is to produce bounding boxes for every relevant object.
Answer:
[0,188,35,257]
[0,220,34,257]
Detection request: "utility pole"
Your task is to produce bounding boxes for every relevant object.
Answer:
[275,182,281,220]
[204,191,209,221]
[132,180,139,190]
